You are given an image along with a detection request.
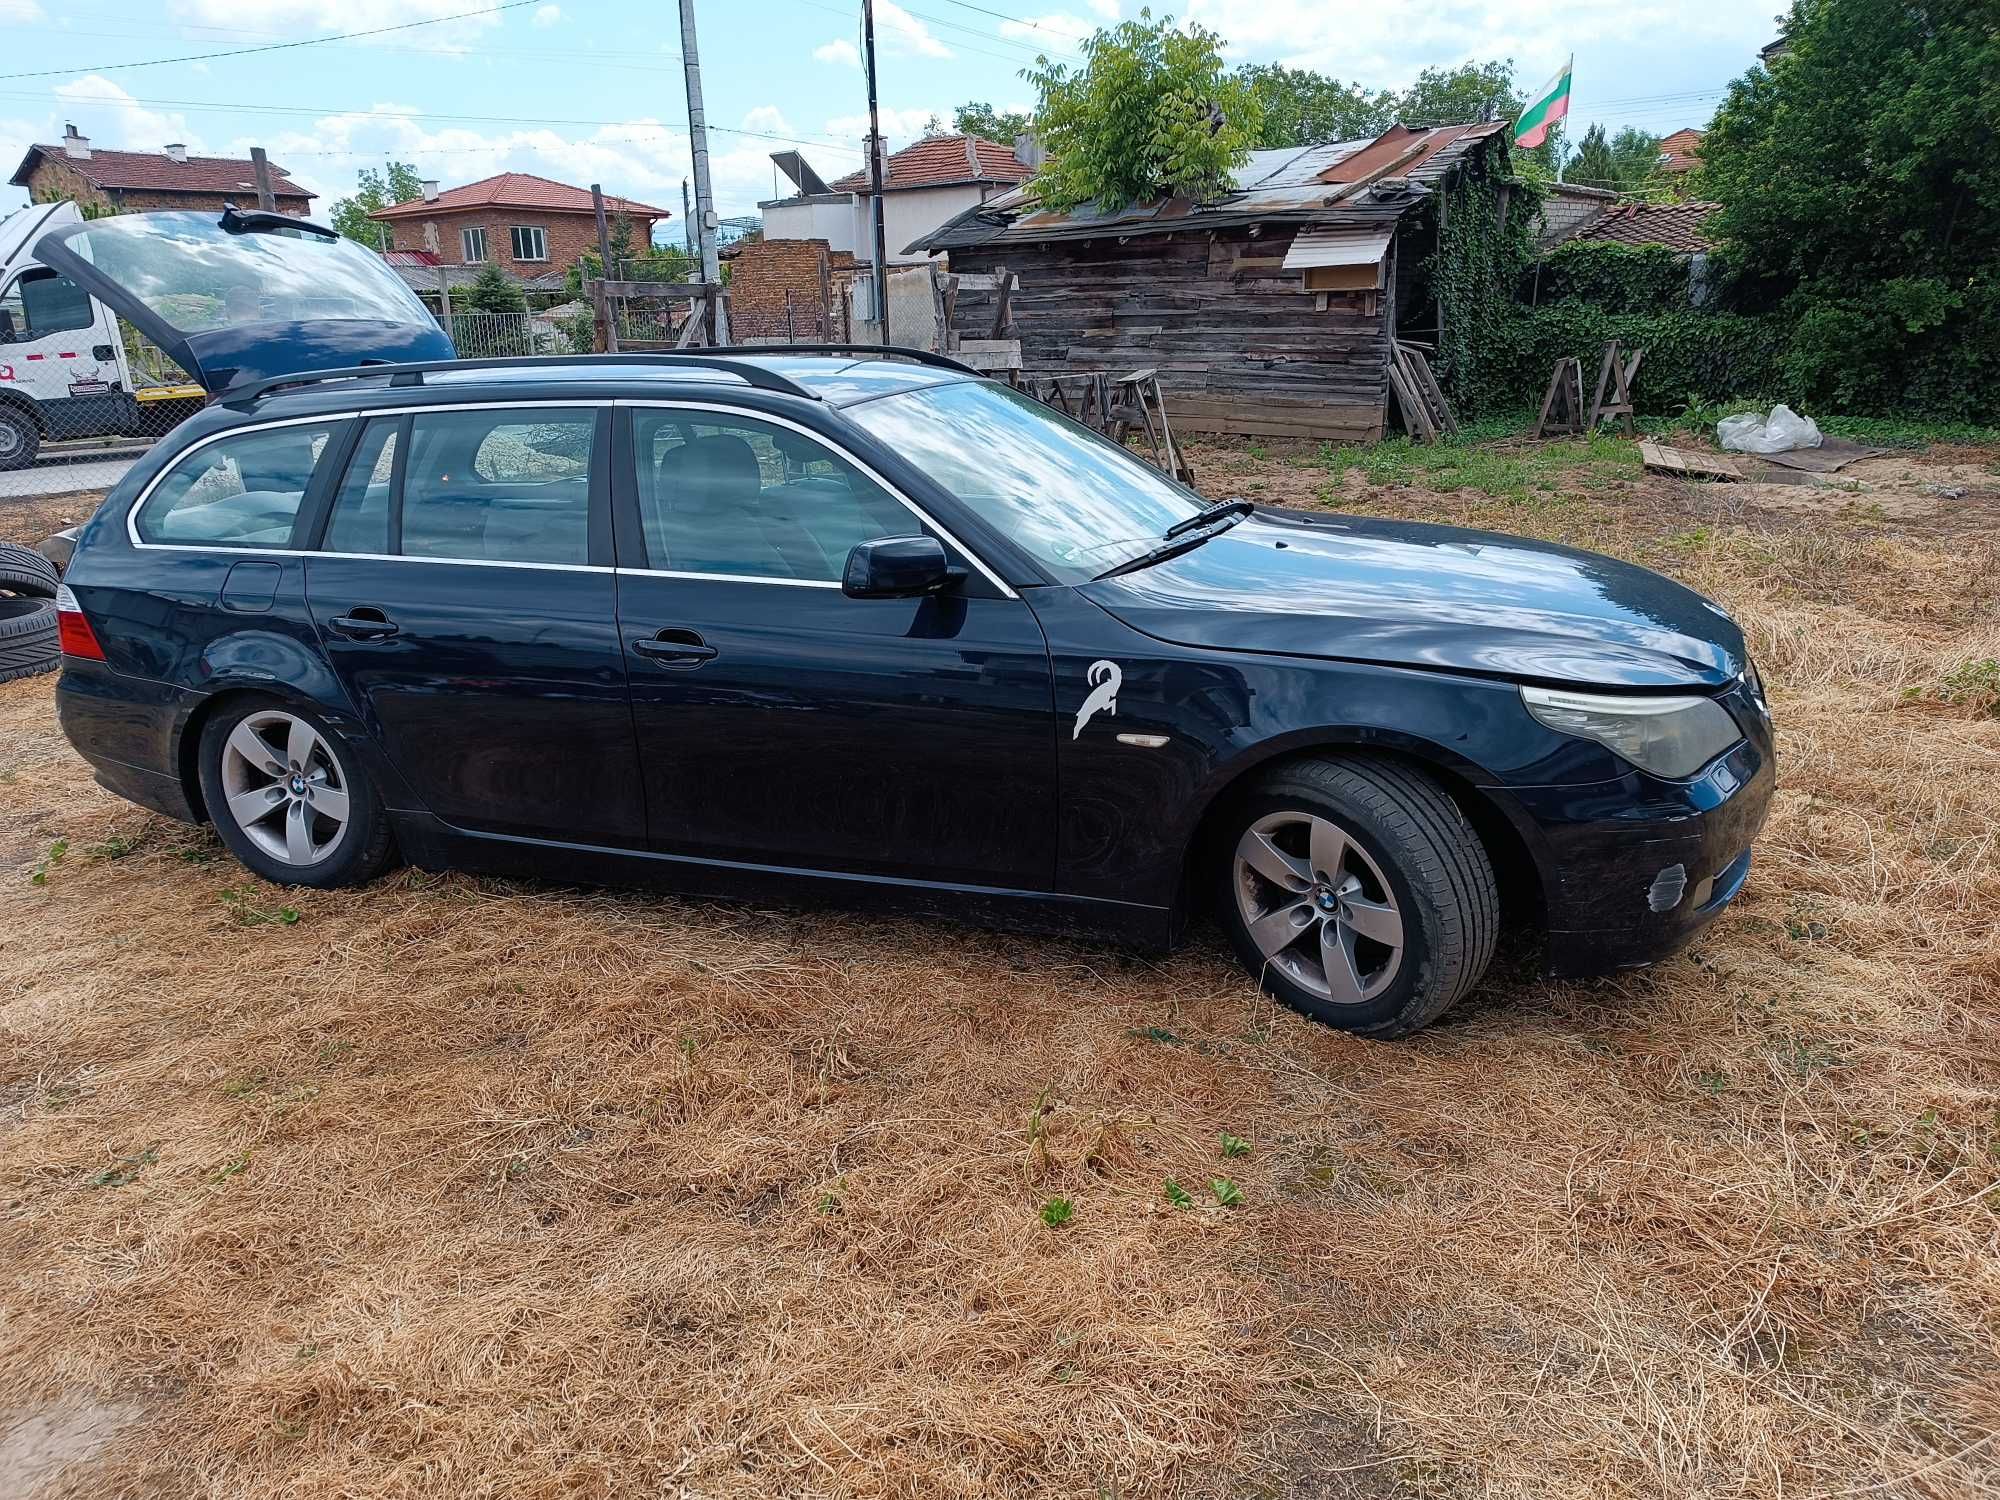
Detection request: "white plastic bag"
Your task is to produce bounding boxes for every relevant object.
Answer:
[1716,404,1824,453]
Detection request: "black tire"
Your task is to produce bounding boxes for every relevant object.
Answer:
[0,405,38,471]
[0,597,59,682]
[0,541,60,599]
[1216,755,1499,1039]
[196,694,399,889]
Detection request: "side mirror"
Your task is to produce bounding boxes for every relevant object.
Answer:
[842,534,955,599]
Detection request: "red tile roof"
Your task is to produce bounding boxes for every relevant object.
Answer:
[9,143,312,199]
[1577,199,1719,253]
[372,172,671,221]
[827,134,1027,195]
[1656,128,1704,173]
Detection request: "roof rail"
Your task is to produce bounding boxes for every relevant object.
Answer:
[716,343,983,377]
[219,352,823,409]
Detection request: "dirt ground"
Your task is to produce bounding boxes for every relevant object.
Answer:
[1,434,1996,1499]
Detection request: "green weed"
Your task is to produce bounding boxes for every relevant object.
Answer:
[1163,1178,1194,1210]
[1039,1196,1075,1229]
[221,889,300,926]
[212,1153,250,1183]
[1210,1177,1244,1207]
[87,1148,158,1188]
[1218,1131,1251,1159]
[28,838,68,886]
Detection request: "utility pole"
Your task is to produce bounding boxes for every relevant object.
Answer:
[249,146,276,211]
[677,0,728,343]
[861,0,889,341]
[682,178,694,260]
[591,183,620,354]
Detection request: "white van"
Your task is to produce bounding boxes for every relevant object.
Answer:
[0,200,204,470]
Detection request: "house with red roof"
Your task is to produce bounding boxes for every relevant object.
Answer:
[9,125,314,216]
[760,134,1030,269]
[1655,128,1704,174]
[369,172,671,284]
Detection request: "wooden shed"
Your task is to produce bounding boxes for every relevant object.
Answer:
[919,121,1511,444]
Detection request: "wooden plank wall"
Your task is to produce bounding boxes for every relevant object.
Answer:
[946,224,1395,442]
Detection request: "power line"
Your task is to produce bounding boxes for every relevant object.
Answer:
[0,0,550,82]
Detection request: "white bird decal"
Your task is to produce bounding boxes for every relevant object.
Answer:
[1072,660,1122,739]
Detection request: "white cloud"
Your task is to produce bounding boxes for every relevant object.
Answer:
[52,76,206,157]
[997,12,1097,49]
[0,0,47,23]
[530,3,562,25]
[1086,0,1118,16]
[167,0,502,51]
[874,0,952,59]
[236,101,859,221]
[823,106,945,150]
[813,38,861,67]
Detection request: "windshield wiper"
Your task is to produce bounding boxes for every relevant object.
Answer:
[1093,503,1252,580]
[1163,497,1254,538]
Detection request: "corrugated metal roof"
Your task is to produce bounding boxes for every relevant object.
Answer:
[918,120,1506,254]
[1282,225,1394,269]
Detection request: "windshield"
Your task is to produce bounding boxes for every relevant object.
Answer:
[845,379,1205,583]
[46,212,437,338]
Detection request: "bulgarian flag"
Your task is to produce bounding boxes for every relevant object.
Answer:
[1514,57,1572,148]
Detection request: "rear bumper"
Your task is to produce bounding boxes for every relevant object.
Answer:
[55,659,201,822]
[1512,728,1776,978]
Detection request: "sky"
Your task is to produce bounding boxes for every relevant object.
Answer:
[0,0,1780,236]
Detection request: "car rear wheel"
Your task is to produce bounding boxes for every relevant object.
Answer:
[197,697,397,888]
[0,406,38,471]
[1217,755,1498,1039]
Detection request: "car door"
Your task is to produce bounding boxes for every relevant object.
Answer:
[611,401,1058,890]
[302,402,648,849]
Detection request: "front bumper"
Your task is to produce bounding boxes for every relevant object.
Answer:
[1511,718,1776,977]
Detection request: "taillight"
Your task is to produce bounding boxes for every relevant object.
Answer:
[54,584,106,661]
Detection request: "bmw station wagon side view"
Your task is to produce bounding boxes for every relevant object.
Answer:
[41,210,1775,1039]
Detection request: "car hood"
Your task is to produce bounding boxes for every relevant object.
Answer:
[1078,508,1745,689]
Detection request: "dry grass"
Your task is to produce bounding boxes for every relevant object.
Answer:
[1,445,1996,1499]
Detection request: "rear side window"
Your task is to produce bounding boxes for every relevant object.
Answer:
[134,422,336,548]
[320,407,596,565]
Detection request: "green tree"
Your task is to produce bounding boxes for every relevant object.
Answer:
[1566,123,1617,190]
[1608,127,1665,190]
[1233,63,1394,147]
[462,262,527,315]
[1023,9,1261,212]
[1698,0,1998,414]
[1397,60,1517,126]
[329,161,425,245]
[954,101,1033,143]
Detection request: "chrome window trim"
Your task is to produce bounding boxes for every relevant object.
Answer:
[618,397,1018,599]
[126,410,359,551]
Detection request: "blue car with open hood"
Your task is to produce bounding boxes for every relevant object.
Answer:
[41,208,1775,1038]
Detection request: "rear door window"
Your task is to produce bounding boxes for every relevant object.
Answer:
[133,421,337,548]
[318,406,597,565]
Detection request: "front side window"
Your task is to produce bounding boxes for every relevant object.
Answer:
[135,421,336,547]
[509,226,548,262]
[846,379,1204,583]
[322,407,595,564]
[461,227,487,264]
[0,269,93,342]
[630,409,911,581]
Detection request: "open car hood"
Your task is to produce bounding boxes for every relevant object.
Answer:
[1079,508,1746,690]
[34,207,453,395]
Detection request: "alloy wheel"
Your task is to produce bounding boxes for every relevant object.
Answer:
[1233,810,1404,1005]
[218,710,352,866]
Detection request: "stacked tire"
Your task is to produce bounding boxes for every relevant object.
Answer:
[0,542,60,683]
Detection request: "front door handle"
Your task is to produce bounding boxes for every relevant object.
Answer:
[327,607,399,641]
[632,628,717,666]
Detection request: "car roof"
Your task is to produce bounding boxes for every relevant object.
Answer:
[239,351,975,420]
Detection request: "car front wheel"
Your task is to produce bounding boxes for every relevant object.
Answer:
[197,696,397,888]
[1217,755,1498,1039]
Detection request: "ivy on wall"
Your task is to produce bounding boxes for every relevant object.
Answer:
[1426,153,1544,418]
[1529,241,1692,315]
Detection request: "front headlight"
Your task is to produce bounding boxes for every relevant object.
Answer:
[1521,685,1743,779]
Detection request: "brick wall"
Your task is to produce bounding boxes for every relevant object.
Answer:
[381,209,658,275]
[23,158,310,216]
[728,237,849,339]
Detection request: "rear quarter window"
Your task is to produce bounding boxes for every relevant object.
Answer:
[133,421,337,548]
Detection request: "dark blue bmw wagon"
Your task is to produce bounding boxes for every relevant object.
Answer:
[42,210,1774,1038]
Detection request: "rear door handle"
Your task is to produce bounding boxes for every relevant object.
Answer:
[632,628,717,666]
[327,608,399,641]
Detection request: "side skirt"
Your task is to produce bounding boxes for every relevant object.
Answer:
[389,811,1178,951]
